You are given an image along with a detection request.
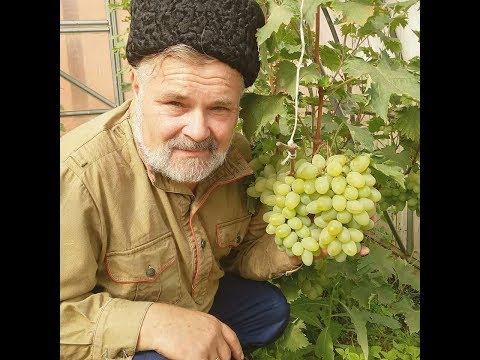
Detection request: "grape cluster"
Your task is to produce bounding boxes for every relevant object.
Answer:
[247,152,382,266]
[378,170,420,216]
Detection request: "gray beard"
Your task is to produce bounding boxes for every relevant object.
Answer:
[132,98,231,183]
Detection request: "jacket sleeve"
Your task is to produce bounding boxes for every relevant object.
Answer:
[60,162,153,360]
[221,203,301,281]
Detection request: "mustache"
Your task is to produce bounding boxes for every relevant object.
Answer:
[167,136,218,152]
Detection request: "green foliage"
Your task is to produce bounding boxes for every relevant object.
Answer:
[253,239,420,359]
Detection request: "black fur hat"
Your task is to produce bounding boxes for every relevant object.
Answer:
[126,0,265,87]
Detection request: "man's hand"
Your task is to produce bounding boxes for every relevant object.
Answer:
[287,214,378,267]
[288,244,370,266]
[137,303,244,360]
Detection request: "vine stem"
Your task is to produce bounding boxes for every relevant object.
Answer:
[405,143,420,175]
[382,210,408,255]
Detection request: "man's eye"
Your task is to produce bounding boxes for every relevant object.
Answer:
[212,106,228,111]
[167,101,183,107]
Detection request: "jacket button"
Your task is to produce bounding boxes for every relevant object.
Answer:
[200,239,206,249]
[146,265,156,278]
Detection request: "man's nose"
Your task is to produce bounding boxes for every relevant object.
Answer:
[182,109,211,143]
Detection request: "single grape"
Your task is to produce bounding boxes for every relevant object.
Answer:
[269,213,286,226]
[342,241,358,256]
[301,237,320,252]
[275,223,292,238]
[327,240,343,257]
[291,242,304,256]
[301,249,314,266]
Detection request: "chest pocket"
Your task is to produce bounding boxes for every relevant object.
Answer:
[104,232,180,303]
[216,214,252,249]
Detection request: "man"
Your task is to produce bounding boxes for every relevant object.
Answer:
[61,1,303,359]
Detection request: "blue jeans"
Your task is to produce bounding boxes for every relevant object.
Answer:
[134,272,290,359]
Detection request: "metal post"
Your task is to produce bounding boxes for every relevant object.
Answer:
[106,0,125,106]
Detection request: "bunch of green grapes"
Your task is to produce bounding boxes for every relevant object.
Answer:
[247,152,382,266]
[378,170,420,216]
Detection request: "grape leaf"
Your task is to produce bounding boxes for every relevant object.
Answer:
[390,14,408,32]
[257,2,295,45]
[319,45,341,72]
[276,61,297,97]
[382,36,403,54]
[331,0,375,26]
[279,278,302,302]
[376,285,397,305]
[340,303,369,360]
[392,257,420,291]
[302,0,329,27]
[343,57,420,119]
[404,310,420,334]
[290,297,323,328]
[390,297,414,315]
[357,243,396,280]
[276,62,325,98]
[368,116,384,133]
[367,82,389,120]
[387,0,419,13]
[321,114,340,134]
[368,313,402,330]
[251,351,276,360]
[358,13,391,37]
[277,320,311,352]
[282,346,316,360]
[279,116,291,136]
[240,93,287,141]
[315,327,334,360]
[378,145,411,169]
[371,163,405,188]
[345,123,375,152]
[300,63,327,86]
[395,106,420,142]
[351,280,377,307]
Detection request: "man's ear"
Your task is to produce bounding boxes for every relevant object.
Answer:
[131,70,140,96]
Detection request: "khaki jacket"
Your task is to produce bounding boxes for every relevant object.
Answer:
[60,100,298,359]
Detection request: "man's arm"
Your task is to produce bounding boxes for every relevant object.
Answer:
[221,203,302,280]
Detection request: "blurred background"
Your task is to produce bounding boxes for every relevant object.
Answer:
[60,0,131,135]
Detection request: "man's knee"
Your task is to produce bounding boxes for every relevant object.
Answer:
[258,284,291,344]
[270,285,290,324]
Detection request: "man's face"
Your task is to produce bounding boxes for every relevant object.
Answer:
[131,56,244,184]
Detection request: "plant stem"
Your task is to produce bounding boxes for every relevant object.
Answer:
[321,6,340,43]
[405,143,420,175]
[382,210,408,255]
[327,76,357,94]
[331,122,345,154]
